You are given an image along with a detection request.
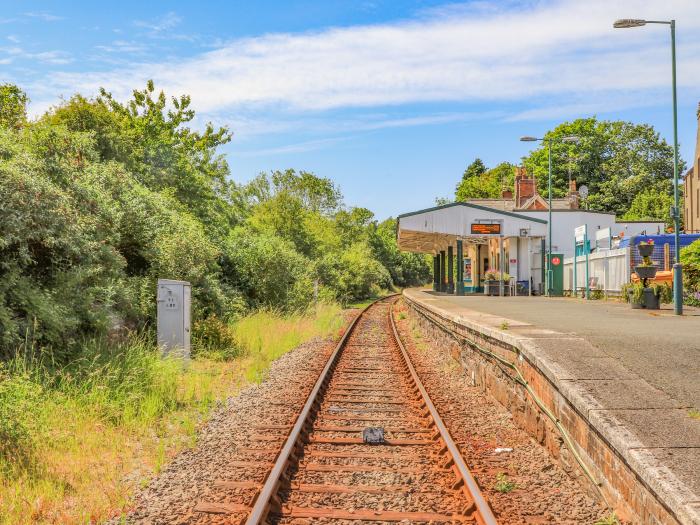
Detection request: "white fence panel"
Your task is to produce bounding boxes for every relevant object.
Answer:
[563,248,629,294]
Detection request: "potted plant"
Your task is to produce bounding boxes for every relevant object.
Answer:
[623,242,672,309]
[484,270,510,296]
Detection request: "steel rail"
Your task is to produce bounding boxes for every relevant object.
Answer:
[389,299,499,525]
[244,295,393,525]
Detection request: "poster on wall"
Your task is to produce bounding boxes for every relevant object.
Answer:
[463,258,472,283]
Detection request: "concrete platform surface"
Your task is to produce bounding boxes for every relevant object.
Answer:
[404,288,700,524]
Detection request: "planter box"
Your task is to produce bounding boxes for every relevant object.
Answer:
[635,265,658,280]
[637,244,654,257]
[484,280,503,296]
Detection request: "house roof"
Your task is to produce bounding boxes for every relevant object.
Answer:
[466,197,574,211]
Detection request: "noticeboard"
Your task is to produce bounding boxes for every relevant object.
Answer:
[471,223,501,235]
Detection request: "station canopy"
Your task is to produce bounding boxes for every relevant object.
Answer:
[397,202,548,254]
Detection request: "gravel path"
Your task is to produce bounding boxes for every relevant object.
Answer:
[116,313,354,525]
[394,299,610,524]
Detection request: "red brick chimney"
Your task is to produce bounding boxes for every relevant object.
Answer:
[501,189,513,199]
[515,167,535,208]
[568,179,579,209]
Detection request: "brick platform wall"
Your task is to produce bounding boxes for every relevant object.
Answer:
[405,296,680,525]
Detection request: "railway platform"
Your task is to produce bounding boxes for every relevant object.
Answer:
[403,288,700,525]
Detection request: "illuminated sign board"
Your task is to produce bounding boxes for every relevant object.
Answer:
[470,223,501,234]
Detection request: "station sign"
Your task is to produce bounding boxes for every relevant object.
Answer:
[471,223,501,235]
[574,224,587,244]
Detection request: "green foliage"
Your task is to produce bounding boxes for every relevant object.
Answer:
[368,218,431,287]
[0,84,28,130]
[494,472,517,493]
[0,80,429,360]
[622,189,674,228]
[521,117,681,215]
[621,281,673,304]
[221,228,313,312]
[0,364,41,476]
[680,240,700,305]
[191,315,240,360]
[315,243,393,305]
[455,161,514,201]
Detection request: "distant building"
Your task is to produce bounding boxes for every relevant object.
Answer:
[684,103,700,233]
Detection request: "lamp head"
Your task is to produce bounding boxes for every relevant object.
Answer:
[562,136,580,143]
[520,136,539,142]
[613,19,646,28]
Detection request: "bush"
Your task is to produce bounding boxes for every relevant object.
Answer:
[191,315,240,360]
[681,240,700,306]
[315,243,393,304]
[221,228,314,312]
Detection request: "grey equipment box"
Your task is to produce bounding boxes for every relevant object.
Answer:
[157,279,191,357]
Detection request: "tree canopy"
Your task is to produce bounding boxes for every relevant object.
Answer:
[520,118,681,219]
[455,161,514,201]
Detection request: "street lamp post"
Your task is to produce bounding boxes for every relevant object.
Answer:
[520,135,579,297]
[614,18,683,315]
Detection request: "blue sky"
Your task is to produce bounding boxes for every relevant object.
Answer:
[3,0,700,220]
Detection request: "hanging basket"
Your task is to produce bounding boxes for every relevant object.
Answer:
[637,244,654,257]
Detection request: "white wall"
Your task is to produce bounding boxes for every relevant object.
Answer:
[516,211,663,258]
[563,248,630,293]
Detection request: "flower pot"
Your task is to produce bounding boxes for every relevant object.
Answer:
[635,266,658,280]
[643,288,660,310]
[637,244,654,257]
[628,290,643,309]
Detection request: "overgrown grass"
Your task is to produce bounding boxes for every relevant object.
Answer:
[234,302,343,383]
[0,302,344,524]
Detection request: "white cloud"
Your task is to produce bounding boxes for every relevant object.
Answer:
[24,11,64,22]
[25,0,700,123]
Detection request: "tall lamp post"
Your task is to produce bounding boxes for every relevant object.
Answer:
[613,18,682,314]
[520,135,580,296]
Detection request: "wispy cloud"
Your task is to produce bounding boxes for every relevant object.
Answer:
[24,11,64,22]
[234,137,349,157]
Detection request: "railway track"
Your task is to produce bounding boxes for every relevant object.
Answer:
[195,297,497,524]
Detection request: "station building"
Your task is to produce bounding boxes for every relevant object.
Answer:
[397,168,664,295]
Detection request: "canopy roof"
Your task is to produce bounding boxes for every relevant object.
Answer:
[397,202,547,254]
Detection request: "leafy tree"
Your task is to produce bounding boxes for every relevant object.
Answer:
[455,161,514,201]
[0,84,28,130]
[521,118,682,216]
[621,189,674,229]
[462,158,486,181]
[369,218,431,287]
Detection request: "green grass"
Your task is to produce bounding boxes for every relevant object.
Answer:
[0,302,345,524]
[689,408,700,421]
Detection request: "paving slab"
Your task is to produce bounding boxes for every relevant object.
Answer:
[404,288,700,524]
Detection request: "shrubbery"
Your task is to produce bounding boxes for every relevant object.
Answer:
[0,82,430,360]
[681,240,700,306]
